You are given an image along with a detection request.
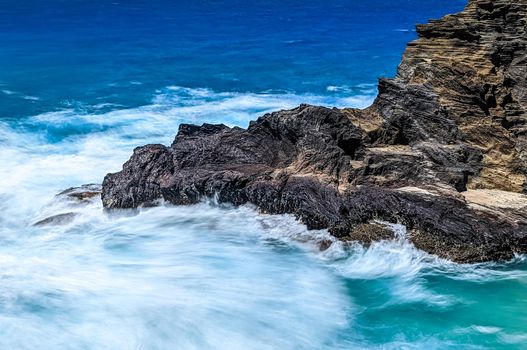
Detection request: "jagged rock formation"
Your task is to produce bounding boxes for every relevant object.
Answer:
[102,0,527,263]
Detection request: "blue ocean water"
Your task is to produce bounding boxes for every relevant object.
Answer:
[1,0,466,118]
[1,0,527,349]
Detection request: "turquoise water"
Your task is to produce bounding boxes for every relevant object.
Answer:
[1,1,526,349]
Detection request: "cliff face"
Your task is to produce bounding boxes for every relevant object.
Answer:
[366,0,527,192]
[102,0,527,263]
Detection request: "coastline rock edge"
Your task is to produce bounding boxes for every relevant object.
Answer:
[102,0,527,263]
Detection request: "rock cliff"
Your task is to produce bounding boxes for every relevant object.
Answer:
[102,0,527,263]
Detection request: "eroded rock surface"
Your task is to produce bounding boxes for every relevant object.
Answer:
[102,0,527,263]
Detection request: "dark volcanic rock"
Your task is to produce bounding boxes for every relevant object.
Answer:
[103,105,362,212]
[347,223,395,246]
[102,0,527,263]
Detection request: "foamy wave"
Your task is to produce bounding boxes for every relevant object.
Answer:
[0,88,40,101]
[0,201,351,349]
[1,89,16,95]
[22,95,40,101]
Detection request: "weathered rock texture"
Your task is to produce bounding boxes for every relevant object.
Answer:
[102,0,527,263]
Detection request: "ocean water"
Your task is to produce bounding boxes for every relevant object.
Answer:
[1,0,527,349]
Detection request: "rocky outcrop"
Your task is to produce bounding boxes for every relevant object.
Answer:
[102,0,527,263]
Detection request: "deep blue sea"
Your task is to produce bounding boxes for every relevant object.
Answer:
[1,1,527,349]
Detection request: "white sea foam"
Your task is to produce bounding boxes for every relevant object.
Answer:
[0,88,40,101]
[499,333,527,344]
[1,89,16,95]
[471,325,502,334]
[324,84,376,108]
[22,95,40,101]
[327,85,341,92]
[0,203,352,349]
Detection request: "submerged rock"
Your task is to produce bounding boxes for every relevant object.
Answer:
[102,0,527,263]
[57,184,101,202]
[33,185,102,227]
[33,212,78,226]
